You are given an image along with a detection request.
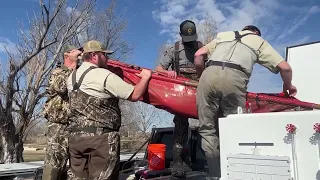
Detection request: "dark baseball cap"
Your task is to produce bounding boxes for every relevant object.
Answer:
[242,25,261,36]
[180,20,198,42]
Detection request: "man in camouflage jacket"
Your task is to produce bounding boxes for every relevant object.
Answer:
[42,45,81,180]
[66,40,151,180]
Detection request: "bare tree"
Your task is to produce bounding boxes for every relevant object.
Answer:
[24,118,47,144]
[0,0,97,163]
[197,17,218,45]
[119,100,140,138]
[133,102,160,137]
[72,0,134,62]
[154,43,172,68]
[121,101,166,138]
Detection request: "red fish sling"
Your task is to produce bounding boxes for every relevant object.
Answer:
[106,59,320,118]
[147,144,166,170]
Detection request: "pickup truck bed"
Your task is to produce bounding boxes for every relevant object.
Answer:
[119,126,219,179]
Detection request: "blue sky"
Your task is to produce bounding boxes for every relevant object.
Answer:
[0,0,320,94]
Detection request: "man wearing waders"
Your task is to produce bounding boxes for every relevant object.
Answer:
[66,40,152,179]
[42,45,81,180]
[194,25,297,178]
[155,20,204,179]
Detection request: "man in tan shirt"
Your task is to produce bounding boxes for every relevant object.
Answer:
[194,25,297,177]
[66,40,152,180]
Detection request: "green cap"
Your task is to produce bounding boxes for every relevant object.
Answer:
[82,40,114,54]
[63,45,78,53]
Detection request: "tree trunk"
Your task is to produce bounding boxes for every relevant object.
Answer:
[15,133,24,162]
[0,115,17,164]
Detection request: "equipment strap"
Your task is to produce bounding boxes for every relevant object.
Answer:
[174,41,204,73]
[174,41,180,76]
[234,31,252,42]
[206,60,245,74]
[72,66,97,90]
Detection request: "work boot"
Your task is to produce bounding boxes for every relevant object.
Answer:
[171,144,186,179]
[206,156,221,178]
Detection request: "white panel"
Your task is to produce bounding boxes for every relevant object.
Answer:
[219,111,320,180]
[226,154,291,179]
[286,42,320,104]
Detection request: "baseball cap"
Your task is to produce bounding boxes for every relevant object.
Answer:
[82,40,114,54]
[180,20,198,42]
[62,44,78,53]
[242,25,261,36]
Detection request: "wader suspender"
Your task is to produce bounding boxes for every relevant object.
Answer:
[70,66,121,134]
[174,41,180,76]
[234,31,252,42]
[72,66,97,90]
[219,31,253,69]
[173,41,203,75]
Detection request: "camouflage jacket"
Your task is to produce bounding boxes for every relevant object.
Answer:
[68,89,121,131]
[43,65,73,124]
[67,66,122,132]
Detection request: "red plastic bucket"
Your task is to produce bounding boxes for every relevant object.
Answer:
[147,144,166,170]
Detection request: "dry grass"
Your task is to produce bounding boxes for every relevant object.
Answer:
[23,150,45,162]
[23,144,46,162]
[22,140,147,162]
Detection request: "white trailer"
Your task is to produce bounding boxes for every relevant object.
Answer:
[285,41,320,104]
[219,111,320,180]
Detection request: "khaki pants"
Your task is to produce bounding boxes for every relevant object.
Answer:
[67,131,120,180]
[196,65,248,176]
[42,122,69,180]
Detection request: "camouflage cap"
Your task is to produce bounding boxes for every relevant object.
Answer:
[63,44,78,53]
[82,40,114,54]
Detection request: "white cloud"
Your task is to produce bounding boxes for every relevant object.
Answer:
[152,0,319,93]
[66,7,74,14]
[274,36,311,55]
[309,5,320,13]
[152,0,280,40]
[277,6,319,41]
